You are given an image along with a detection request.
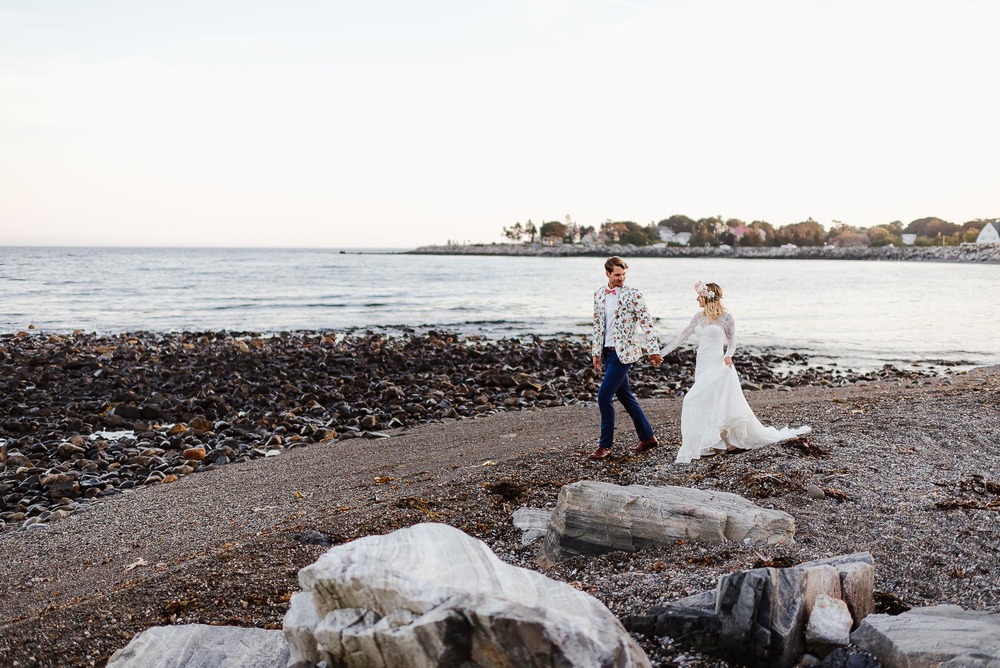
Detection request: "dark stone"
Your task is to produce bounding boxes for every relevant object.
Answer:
[293,530,334,547]
[111,405,142,420]
[818,648,882,668]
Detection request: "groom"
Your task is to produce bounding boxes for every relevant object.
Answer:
[589,256,663,460]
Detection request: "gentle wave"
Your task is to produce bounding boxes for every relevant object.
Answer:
[1,248,998,372]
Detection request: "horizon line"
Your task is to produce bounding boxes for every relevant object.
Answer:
[0,244,422,252]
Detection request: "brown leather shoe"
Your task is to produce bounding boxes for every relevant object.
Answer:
[629,437,658,454]
[587,447,613,460]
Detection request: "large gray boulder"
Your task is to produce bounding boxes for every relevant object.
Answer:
[284,522,650,668]
[105,624,289,668]
[542,481,795,560]
[624,552,874,668]
[715,565,810,667]
[851,605,1000,667]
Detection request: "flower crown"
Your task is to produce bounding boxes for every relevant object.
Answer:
[695,281,717,301]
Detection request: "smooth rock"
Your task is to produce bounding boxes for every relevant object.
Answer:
[182,447,206,461]
[851,604,1000,668]
[285,522,650,668]
[105,624,289,668]
[512,506,552,546]
[4,452,32,468]
[543,481,795,559]
[805,484,826,500]
[806,594,852,658]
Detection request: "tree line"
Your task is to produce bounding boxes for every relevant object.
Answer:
[501,215,998,247]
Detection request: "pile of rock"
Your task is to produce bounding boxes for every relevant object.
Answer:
[624,553,875,666]
[109,523,651,668]
[106,510,1000,668]
[0,330,939,531]
[410,242,1000,264]
[521,481,1000,667]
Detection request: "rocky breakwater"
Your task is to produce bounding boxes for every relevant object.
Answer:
[0,330,938,531]
[410,242,1000,263]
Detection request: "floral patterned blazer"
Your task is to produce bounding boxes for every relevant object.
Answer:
[591,285,660,364]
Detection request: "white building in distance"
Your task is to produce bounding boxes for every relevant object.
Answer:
[975,221,1000,244]
[657,227,692,246]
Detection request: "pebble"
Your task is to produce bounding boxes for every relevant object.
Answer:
[805,484,826,500]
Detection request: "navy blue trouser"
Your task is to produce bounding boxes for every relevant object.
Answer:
[598,347,654,448]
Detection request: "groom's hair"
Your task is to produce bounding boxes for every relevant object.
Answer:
[604,256,628,272]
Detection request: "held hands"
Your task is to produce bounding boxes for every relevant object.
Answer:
[724,356,733,367]
[594,354,663,369]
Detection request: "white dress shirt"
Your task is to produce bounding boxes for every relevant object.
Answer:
[603,288,619,348]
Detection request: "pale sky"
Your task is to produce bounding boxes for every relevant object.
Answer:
[2,0,997,248]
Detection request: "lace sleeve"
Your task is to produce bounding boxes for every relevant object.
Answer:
[721,313,737,357]
[659,314,699,356]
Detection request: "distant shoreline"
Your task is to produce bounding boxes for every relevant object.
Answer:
[409,243,1000,264]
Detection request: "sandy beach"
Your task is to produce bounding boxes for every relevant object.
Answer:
[0,351,997,667]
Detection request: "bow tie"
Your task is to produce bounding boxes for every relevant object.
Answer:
[605,287,617,295]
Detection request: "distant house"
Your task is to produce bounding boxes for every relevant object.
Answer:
[723,223,767,243]
[658,227,691,245]
[657,227,677,244]
[728,224,750,240]
[901,234,917,246]
[580,231,599,246]
[541,235,563,247]
[975,222,1000,244]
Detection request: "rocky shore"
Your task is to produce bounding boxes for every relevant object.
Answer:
[410,242,1000,264]
[0,330,945,532]
[2,332,997,667]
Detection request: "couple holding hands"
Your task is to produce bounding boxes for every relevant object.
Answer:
[591,255,810,464]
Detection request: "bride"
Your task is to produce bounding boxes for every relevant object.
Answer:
[660,281,811,464]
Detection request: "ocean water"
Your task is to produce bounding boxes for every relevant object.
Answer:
[1,247,997,372]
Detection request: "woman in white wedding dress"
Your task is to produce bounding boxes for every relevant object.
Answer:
[660,281,811,464]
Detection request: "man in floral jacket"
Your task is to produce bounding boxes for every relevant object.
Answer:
[589,256,662,460]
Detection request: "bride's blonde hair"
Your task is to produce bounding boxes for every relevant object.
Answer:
[701,282,726,319]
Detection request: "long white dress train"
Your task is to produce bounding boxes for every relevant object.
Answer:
[661,312,811,464]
